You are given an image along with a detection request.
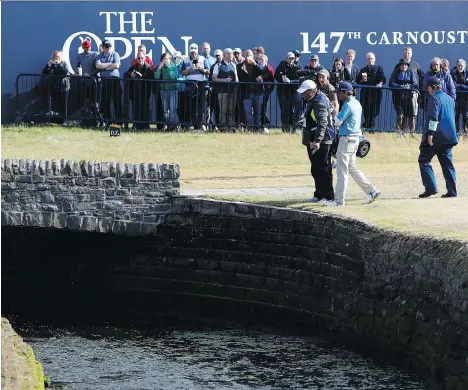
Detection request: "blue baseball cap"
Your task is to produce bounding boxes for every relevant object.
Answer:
[335,81,353,93]
[425,76,441,87]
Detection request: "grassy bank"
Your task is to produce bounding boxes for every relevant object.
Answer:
[2,126,467,239]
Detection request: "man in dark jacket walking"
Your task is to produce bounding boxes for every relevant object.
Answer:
[418,76,458,198]
[297,79,335,202]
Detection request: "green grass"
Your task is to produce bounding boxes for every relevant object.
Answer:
[2,125,468,240]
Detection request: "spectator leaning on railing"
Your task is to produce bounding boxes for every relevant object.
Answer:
[95,39,122,126]
[423,57,456,100]
[124,53,153,130]
[274,52,301,133]
[237,49,265,132]
[212,48,238,132]
[75,39,98,110]
[356,52,386,130]
[154,52,180,131]
[389,58,419,135]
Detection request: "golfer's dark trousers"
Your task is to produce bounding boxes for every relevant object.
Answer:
[307,143,334,201]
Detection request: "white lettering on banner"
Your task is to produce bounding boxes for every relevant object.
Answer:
[62,12,193,73]
[302,30,467,53]
[365,30,468,46]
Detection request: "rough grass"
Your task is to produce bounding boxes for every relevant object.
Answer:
[2,125,468,240]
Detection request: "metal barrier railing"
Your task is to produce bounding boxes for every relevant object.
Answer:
[14,74,468,134]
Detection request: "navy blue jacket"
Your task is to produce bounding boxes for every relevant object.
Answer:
[450,68,468,91]
[423,70,456,100]
[424,89,458,146]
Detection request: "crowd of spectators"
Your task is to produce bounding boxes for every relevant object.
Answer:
[39,40,468,135]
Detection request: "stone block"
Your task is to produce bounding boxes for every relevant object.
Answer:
[119,178,138,187]
[96,217,113,233]
[51,159,61,175]
[61,160,73,175]
[45,160,53,175]
[68,215,82,230]
[112,220,127,235]
[61,201,75,212]
[35,191,55,203]
[103,200,124,211]
[109,162,116,177]
[1,211,7,225]
[41,212,54,227]
[53,213,68,228]
[4,192,19,203]
[18,159,27,174]
[124,163,134,178]
[42,204,60,212]
[1,182,16,190]
[141,222,158,235]
[100,177,116,188]
[7,211,24,225]
[1,172,13,182]
[23,211,43,227]
[16,175,32,183]
[82,216,98,232]
[126,221,142,236]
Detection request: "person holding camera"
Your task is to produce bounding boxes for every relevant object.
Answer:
[274,52,300,133]
[418,76,458,198]
[299,54,324,84]
[180,43,209,130]
[297,79,335,203]
[95,40,123,126]
[325,82,380,207]
[41,50,70,121]
[124,52,154,130]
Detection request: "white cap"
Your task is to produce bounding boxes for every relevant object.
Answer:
[287,52,295,59]
[173,51,182,58]
[189,43,198,51]
[214,49,223,56]
[224,48,233,54]
[297,79,317,93]
[233,48,242,54]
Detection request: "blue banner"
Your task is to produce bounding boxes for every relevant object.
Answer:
[1,1,467,119]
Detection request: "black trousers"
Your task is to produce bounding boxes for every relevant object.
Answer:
[455,94,468,132]
[100,78,123,123]
[360,89,382,129]
[307,143,334,200]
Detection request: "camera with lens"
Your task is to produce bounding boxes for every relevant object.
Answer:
[192,59,198,65]
[297,68,317,83]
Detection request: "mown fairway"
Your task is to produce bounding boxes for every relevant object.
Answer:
[2,126,467,240]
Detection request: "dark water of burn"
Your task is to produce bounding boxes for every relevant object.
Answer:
[13,320,425,390]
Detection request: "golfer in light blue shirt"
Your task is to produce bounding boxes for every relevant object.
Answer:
[325,82,380,207]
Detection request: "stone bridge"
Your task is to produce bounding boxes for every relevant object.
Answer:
[1,158,179,235]
[2,158,468,390]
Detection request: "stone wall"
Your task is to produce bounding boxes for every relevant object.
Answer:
[2,196,468,390]
[1,318,46,390]
[1,158,180,235]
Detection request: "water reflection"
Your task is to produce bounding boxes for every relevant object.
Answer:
[18,324,424,390]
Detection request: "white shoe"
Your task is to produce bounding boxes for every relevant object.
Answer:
[325,200,344,207]
[263,127,269,134]
[368,189,380,203]
[308,197,322,203]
